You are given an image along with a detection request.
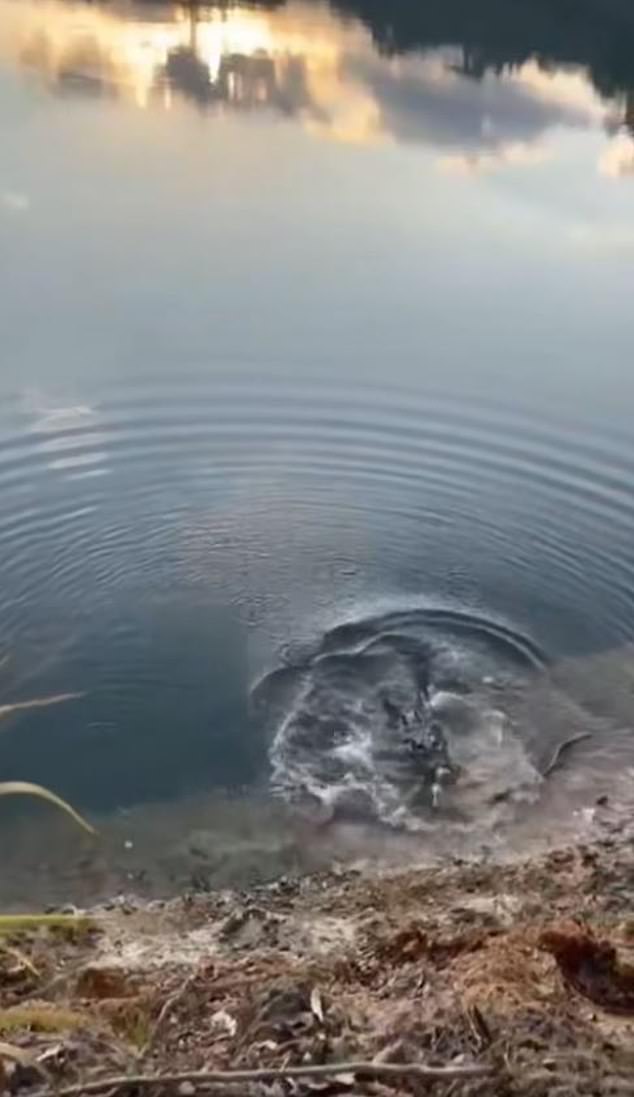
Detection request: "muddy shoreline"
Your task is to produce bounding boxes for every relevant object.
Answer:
[1,810,634,1097]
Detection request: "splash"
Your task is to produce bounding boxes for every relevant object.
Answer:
[252,608,548,832]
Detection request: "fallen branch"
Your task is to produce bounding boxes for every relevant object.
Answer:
[37,1059,495,1096]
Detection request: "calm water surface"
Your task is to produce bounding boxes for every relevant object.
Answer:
[1,0,634,895]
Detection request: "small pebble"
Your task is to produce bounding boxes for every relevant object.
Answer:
[178,1083,196,1096]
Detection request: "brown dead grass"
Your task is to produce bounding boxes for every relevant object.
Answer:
[448,926,559,1012]
[0,1004,90,1034]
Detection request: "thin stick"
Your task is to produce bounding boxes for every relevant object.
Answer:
[542,733,592,778]
[37,1060,494,1096]
[0,692,83,721]
[138,972,198,1059]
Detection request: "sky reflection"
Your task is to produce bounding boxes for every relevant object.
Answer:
[1,0,632,173]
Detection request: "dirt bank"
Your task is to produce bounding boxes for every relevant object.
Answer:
[1,824,634,1097]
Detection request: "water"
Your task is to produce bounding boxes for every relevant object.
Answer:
[2,0,634,898]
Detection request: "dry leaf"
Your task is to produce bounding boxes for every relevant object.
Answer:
[210,1009,237,1037]
[37,1044,66,1066]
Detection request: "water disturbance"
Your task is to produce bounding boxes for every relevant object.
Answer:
[1,0,634,902]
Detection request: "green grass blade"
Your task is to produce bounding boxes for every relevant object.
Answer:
[0,781,96,834]
[0,914,95,934]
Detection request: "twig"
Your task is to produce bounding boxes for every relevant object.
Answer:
[35,1060,494,1096]
[464,1005,492,1050]
[138,972,198,1059]
[0,692,83,721]
[542,733,592,778]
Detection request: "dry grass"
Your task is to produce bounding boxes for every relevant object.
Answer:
[0,1004,91,1034]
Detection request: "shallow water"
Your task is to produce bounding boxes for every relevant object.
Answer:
[2,0,634,899]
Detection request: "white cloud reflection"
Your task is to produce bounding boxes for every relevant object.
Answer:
[599,132,634,177]
[0,0,630,174]
[20,388,110,478]
[1,191,30,213]
[437,140,548,175]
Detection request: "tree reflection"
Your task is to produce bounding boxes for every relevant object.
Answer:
[4,0,634,150]
[340,0,634,143]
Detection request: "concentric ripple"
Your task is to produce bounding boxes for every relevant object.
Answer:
[1,373,634,817]
[2,375,634,650]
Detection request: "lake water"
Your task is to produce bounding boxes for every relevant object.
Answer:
[2,0,634,902]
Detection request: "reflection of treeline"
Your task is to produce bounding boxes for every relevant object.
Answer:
[332,0,634,103]
[132,0,634,121]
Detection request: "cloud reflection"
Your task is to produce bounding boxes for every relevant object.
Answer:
[599,132,634,177]
[20,388,109,479]
[0,0,630,169]
[1,191,30,213]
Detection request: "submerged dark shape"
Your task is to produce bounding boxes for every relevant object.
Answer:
[377,694,454,782]
[262,616,476,824]
[255,607,546,828]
